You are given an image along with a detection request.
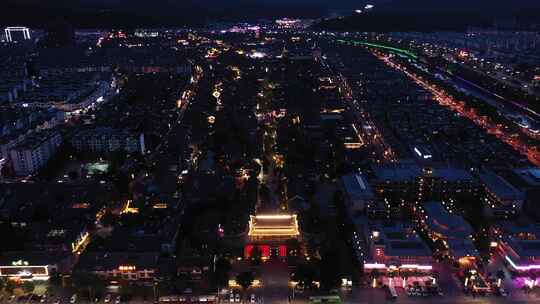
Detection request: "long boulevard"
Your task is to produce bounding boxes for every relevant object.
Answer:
[373,51,540,167]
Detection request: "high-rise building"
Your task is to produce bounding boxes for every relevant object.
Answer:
[9,131,62,176]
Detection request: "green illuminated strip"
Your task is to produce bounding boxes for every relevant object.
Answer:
[336,39,417,59]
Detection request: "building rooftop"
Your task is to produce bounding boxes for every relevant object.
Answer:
[446,239,479,259]
[370,221,432,258]
[423,201,474,239]
[480,171,524,201]
[430,166,474,182]
[341,173,375,202]
[372,161,422,182]
[498,222,540,259]
[512,167,540,187]
[12,129,60,150]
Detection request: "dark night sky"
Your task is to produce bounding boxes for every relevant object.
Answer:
[2,0,540,27]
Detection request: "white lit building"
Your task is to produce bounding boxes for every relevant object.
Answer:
[9,131,62,176]
[71,127,145,155]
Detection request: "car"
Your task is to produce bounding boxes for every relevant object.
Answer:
[235,294,240,302]
[250,294,256,303]
[18,295,29,302]
[104,295,112,303]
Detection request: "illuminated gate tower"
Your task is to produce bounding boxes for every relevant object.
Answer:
[4,27,31,42]
[245,214,301,259]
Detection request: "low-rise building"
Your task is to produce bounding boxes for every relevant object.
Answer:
[420,201,478,266]
[341,173,375,216]
[479,171,524,218]
[0,252,65,282]
[0,183,110,280]
[509,167,540,220]
[364,221,433,274]
[371,162,479,205]
[492,222,540,273]
[75,209,179,283]
[78,252,159,282]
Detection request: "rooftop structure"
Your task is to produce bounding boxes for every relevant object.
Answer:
[341,173,375,215]
[248,214,300,240]
[412,145,433,161]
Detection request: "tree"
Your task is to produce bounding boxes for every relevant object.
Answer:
[173,277,187,294]
[213,257,232,288]
[291,263,318,288]
[236,271,254,299]
[68,170,79,180]
[119,284,136,300]
[531,273,538,287]
[285,239,301,256]
[72,272,105,300]
[370,269,382,287]
[43,18,75,47]
[387,271,396,287]
[49,273,62,287]
[5,280,17,294]
[401,270,410,287]
[319,251,341,291]
[22,281,35,294]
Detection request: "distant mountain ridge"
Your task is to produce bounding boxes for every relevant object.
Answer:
[2,0,540,28]
[314,0,540,32]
